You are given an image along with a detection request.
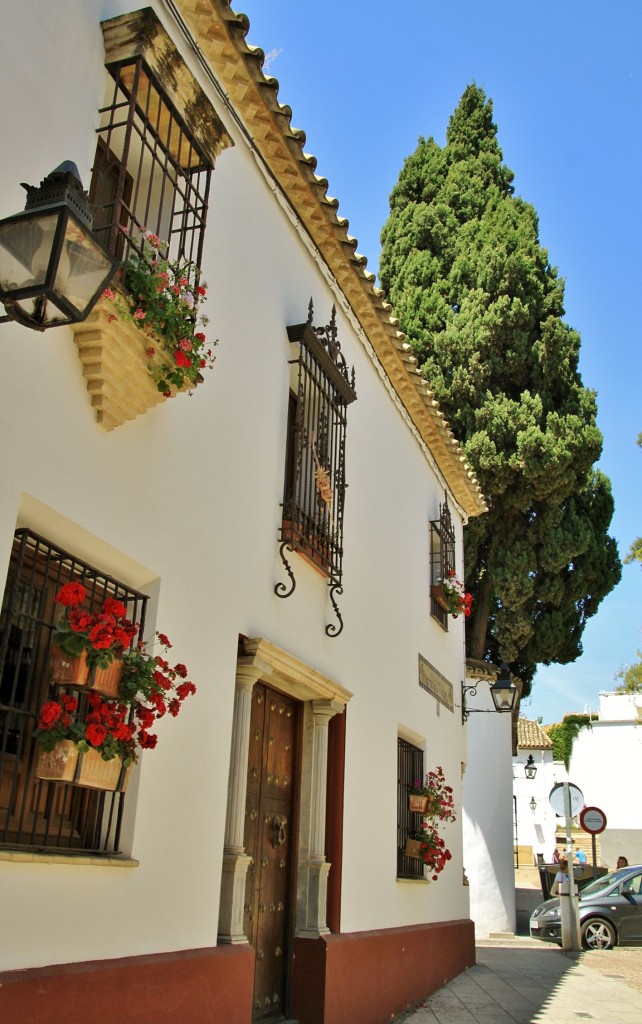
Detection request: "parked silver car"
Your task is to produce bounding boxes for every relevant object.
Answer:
[530,865,642,949]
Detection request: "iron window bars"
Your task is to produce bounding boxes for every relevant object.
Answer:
[275,301,357,638]
[0,530,147,855]
[430,493,456,630]
[90,52,212,276]
[397,737,425,880]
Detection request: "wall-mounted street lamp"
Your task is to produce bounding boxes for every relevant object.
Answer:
[0,162,117,331]
[529,796,537,813]
[461,661,518,724]
[514,754,538,780]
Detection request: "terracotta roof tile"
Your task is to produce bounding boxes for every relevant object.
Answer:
[177,0,487,518]
[517,718,553,749]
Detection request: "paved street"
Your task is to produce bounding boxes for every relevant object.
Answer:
[396,938,642,1023]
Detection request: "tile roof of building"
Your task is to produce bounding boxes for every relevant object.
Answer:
[517,718,554,749]
[176,0,487,518]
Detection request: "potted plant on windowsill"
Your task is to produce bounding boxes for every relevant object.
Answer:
[33,692,136,792]
[404,765,456,878]
[49,581,137,697]
[413,820,453,880]
[432,570,473,619]
[35,632,197,791]
[70,230,217,430]
[408,778,430,813]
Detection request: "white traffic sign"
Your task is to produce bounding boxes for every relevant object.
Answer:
[549,782,584,817]
[580,805,607,835]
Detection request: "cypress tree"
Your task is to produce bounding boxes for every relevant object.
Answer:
[380,84,621,692]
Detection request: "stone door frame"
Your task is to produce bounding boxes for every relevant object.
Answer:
[218,636,352,946]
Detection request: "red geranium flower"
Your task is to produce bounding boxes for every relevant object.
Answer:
[38,701,63,729]
[55,582,86,607]
[86,724,108,747]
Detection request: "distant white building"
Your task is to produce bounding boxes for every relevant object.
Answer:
[513,719,558,866]
[569,691,642,867]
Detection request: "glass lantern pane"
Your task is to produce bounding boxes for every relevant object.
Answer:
[0,212,59,295]
[12,294,68,327]
[56,218,115,314]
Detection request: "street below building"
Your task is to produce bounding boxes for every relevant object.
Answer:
[392,938,642,1023]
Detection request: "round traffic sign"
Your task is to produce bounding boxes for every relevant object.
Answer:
[580,805,607,835]
[549,782,584,817]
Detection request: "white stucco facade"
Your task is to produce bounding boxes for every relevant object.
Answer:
[462,681,516,937]
[0,3,486,1020]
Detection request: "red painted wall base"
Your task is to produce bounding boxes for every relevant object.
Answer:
[291,918,475,1024]
[0,944,255,1024]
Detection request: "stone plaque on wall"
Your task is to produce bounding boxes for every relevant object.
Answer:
[418,654,454,712]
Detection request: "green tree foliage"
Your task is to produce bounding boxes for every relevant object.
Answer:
[544,714,595,769]
[615,651,642,693]
[379,85,621,693]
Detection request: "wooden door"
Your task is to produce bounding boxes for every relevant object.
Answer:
[244,683,299,1023]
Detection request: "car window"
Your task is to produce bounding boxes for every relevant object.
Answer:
[580,868,632,898]
[621,873,642,895]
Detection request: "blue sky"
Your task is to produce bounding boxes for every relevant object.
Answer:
[236,1,642,724]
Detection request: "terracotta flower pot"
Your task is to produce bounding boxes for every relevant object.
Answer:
[404,838,423,860]
[408,794,429,813]
[50,648,91,687]
[50,648,123,699]
[36,740,131,792]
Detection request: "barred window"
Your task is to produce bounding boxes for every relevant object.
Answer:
[89,8,231,273]
[397,738,425,880]
[0,530,147,855]
[430,494,456,630]
[275,302,357,638]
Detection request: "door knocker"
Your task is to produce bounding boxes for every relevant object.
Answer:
[271,815,287,848]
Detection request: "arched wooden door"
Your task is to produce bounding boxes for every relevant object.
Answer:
[243,683,300,1023]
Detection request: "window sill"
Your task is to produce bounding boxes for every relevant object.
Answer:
[70,296,193,431]
[280,519,332,578]
[0,849,139,868]
[396,876,431,884]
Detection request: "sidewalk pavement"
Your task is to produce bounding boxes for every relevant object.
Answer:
[399,937,642,1023]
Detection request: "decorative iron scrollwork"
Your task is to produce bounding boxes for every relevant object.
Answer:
[275,541,296,599]
[325,581,344,638]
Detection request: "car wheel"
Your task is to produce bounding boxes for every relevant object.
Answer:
[581,918,616,950]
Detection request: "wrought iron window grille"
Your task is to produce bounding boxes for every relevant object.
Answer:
[397,738,425,880]
[275,301,357,638]
[430,492,456,630]
[90,54,213,277]
[0,530,147,856]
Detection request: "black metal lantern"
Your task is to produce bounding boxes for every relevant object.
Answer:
[0,162,117,331]
[524,754,537,780]
[489,662,518,713]
[462,661,519,722]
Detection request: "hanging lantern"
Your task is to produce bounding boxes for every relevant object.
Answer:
[0,161,117,331]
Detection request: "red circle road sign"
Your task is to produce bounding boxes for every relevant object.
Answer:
[580,806,607,834]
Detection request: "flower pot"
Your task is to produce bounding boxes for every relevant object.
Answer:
[408,794,429,813]
[36,740,131,792]
[404,838,423,860]
[50,648,123,699]
[430,584,448,611]
[50,648,91,687]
